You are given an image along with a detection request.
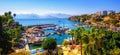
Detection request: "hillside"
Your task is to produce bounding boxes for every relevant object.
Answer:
[69,12,120,28]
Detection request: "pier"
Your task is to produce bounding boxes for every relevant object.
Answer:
[73,24,91,28]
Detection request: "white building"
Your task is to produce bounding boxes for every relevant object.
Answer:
[102,11,107,16]
[96,10,115,16]
[107,10,115,15]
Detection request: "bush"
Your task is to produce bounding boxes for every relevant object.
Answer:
[42,38,57,50]
[62,40,70,46]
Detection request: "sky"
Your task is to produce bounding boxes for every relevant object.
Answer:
[0,0,120,15]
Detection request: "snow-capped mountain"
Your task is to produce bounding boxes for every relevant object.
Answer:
[15,13,71,19]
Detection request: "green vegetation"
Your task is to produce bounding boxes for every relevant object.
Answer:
[0,11,23,55]
[42,38,57,50]
[70,27,120,55]
[62,40,70,46]
[42,38,57,55]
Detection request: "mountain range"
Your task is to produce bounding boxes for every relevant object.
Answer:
[14,13,71,19]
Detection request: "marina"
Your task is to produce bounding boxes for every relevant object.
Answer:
[14,18,83,54]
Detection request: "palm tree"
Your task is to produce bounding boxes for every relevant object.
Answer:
[70,28,84,55]
[70,27,107,55]
[80,28,102,55]
[76,28,86,55]
[8,11,11,15]
[70,29,75,45]
[13,14,16,17]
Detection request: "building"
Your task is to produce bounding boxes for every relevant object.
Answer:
[107,10,115,15]
[96,11,107,16]
[96,11,102,16]
[96,10,115,16]
[102,11,107,16]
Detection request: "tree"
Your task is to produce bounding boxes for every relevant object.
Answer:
[0,16,2,36]
[70,29,75,44]
[0,16,12,55]
[70,28,86,55]
[80,28,120,55]
[0,12,23,55]
[71,27,118,55]
[13,14,16,17]
[62,40,70,46]
[42,38,57,55]
[7,19,13,24]
[8,11,11,15]
[6,28,22,47]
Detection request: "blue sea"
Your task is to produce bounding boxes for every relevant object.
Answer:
[14,18,81,29]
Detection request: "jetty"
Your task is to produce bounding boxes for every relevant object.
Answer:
[73,24,91,28]
[29,24,57,28]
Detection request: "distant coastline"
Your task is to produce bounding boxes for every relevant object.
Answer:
[69,10,120,32]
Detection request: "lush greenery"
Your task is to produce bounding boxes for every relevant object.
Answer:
[0,11,23,55]
[62,40,70,46]
[70,27,120,55]
[42,38,57,50]
[42,38,57,55]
